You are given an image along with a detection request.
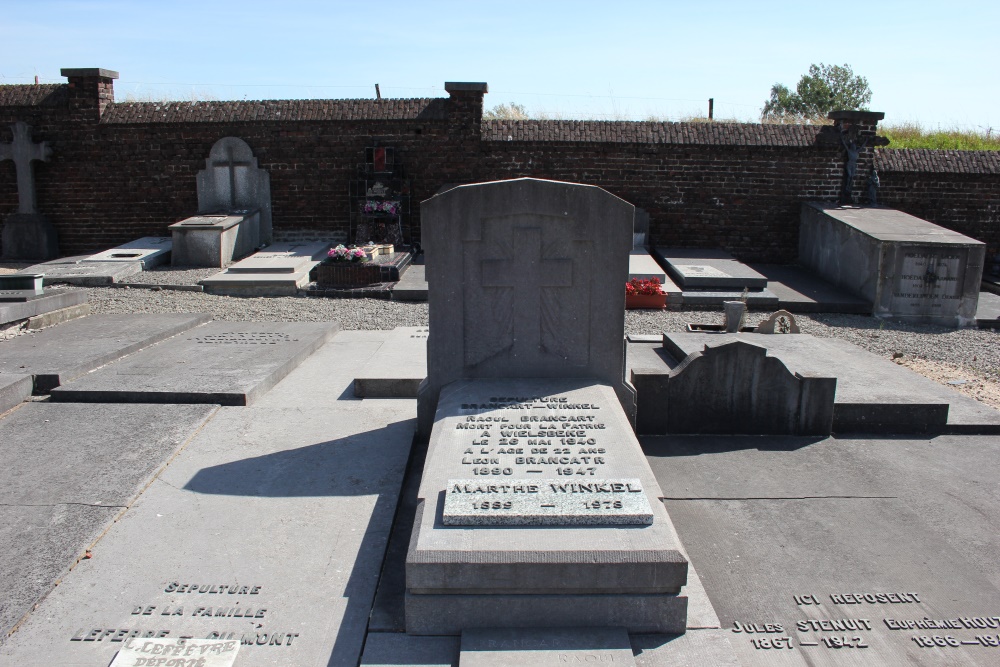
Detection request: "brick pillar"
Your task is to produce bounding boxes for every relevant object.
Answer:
[444,82,487,184]
[61,68,119,122]
[828,110,886,204]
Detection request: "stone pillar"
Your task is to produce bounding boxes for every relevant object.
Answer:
[61,68,118,122]
[443,82,487,181]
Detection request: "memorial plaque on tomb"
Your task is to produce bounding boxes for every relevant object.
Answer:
[676,264,731,280]
[886,246,967,319]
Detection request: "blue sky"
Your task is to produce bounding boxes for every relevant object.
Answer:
[2,0,997,130]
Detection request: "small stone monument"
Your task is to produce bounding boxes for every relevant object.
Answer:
[169,138,271,266]
[0,122,59,260]
[407,178,688,636]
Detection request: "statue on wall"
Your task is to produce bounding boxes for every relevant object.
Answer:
[839,125,871,204]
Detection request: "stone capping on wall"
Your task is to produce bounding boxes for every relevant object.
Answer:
[876,148,1000,175]
[59,68,119,80]
[483,119,830,146]
[98,98,448,124]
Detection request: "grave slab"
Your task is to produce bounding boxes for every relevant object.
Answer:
[50,321,338,405]
[800,203,986,325]
[678,287,779,307]
[83,236,173,269]
[354,326,428,397]
[169,211,260,267]
[18,260,143,285]
[407,378,688,635]
[0,372,31,413]
[0,313,211,392]
[0,272,43,293]
[0,398,415,667]
[749,263,872,314]
[392,262,428,301]
[976,291,1000,328]
[460,627,635,667]
[0,402,217,641]
[654,248,768,290]
[199,241,331,296]
[645,433,1000,666]
[0,287,86,325]
[361,633,459,667]
[648,333,1000,434]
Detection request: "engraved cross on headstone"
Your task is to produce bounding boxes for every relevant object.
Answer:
[481,227,572,358]
[214,144,252,210]
[0,122,52,214]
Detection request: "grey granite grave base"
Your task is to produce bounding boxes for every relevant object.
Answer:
[679,288,779,307]
[200,241,330,296]
[20,259,143,285]
[0,313,211,392]
[0,373,31,414]
[0,402,217,641]
[406,593,688,635]
[645,432,1000,666]
[25,301,91,329]
[354,326,428,397]
[51,321,338,406]
[392,262,428,301]
[750,263,872,313]
[170,211,260,267]
[0,288,86,325]
[976,291,1000,328]
[1,212,59,260]
[361,633,459,667]
[654,248,768,289]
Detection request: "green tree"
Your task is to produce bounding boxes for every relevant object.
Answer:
[762,63,872,121]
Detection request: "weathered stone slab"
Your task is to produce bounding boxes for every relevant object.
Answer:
[0,372,31,413]
[800,203,985,325]
[654,248,768,289]
[650,333,1000,433]
[0,287,86,325]
[0,397,414,667]
[0,272,43,293]
[0,313,211,392]
[200,241,330,295]
[361,633,459,667]
[392,262,428,301]
[354,326,428,398]
[51,321,338,405]
[646,432,1000,666]
[460,627,634,667]
[83,236,172,269]
[0,402,217,641]
[20,260,142,285]
[679,288,779,307]
[750,263,872,314]
[224,241,330,273]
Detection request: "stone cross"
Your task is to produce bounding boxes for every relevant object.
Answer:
[481,227,572,359]
[0,122,52,214]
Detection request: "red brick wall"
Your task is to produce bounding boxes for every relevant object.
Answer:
[2,75,997,264]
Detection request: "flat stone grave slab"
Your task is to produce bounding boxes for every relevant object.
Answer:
[18,260,143,285]
[0,372,31,413]
[0,396,415,667]
[83,236,173,269]
[200,241,331,296]
[976,291,1000,328]
[391,262,427,301]
[51,321,339,405]
[645,432,1000,667]
[750,263,872,314]
[800,203,985,325]
[0,313,211,392]
[655,333,1000,433]
[407,378,689,635]
[361,633,459,667]
[460,627,635,667]
[0,402,217,641]
[353,326,428,398]
[223,241,330,273]
[654,248,768,290]
[0,287,86,325]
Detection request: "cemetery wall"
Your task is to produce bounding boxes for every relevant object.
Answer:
[2,75,998,262]
[876,149,1000,259]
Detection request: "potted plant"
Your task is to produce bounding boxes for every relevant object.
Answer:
[625,277,667,309]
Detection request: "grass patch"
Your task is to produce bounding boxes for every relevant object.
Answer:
[880,123,1000,150]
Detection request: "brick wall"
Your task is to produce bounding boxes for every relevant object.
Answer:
[2,70,997,264]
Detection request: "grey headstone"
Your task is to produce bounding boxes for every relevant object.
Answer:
[417,178,636,436]
[631,340,836,436]
[0,402,217,641]
[460,627,634,667]
[800,203,986,326]
[83,236,173,269]
[196,137,272,244]
[756,309,800,334]
[50,321,338,405]
[0,288,86,326]
[0,313,211,392]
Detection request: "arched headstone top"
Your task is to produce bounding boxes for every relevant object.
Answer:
[206,137,256,166]
[195,137,272,244]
